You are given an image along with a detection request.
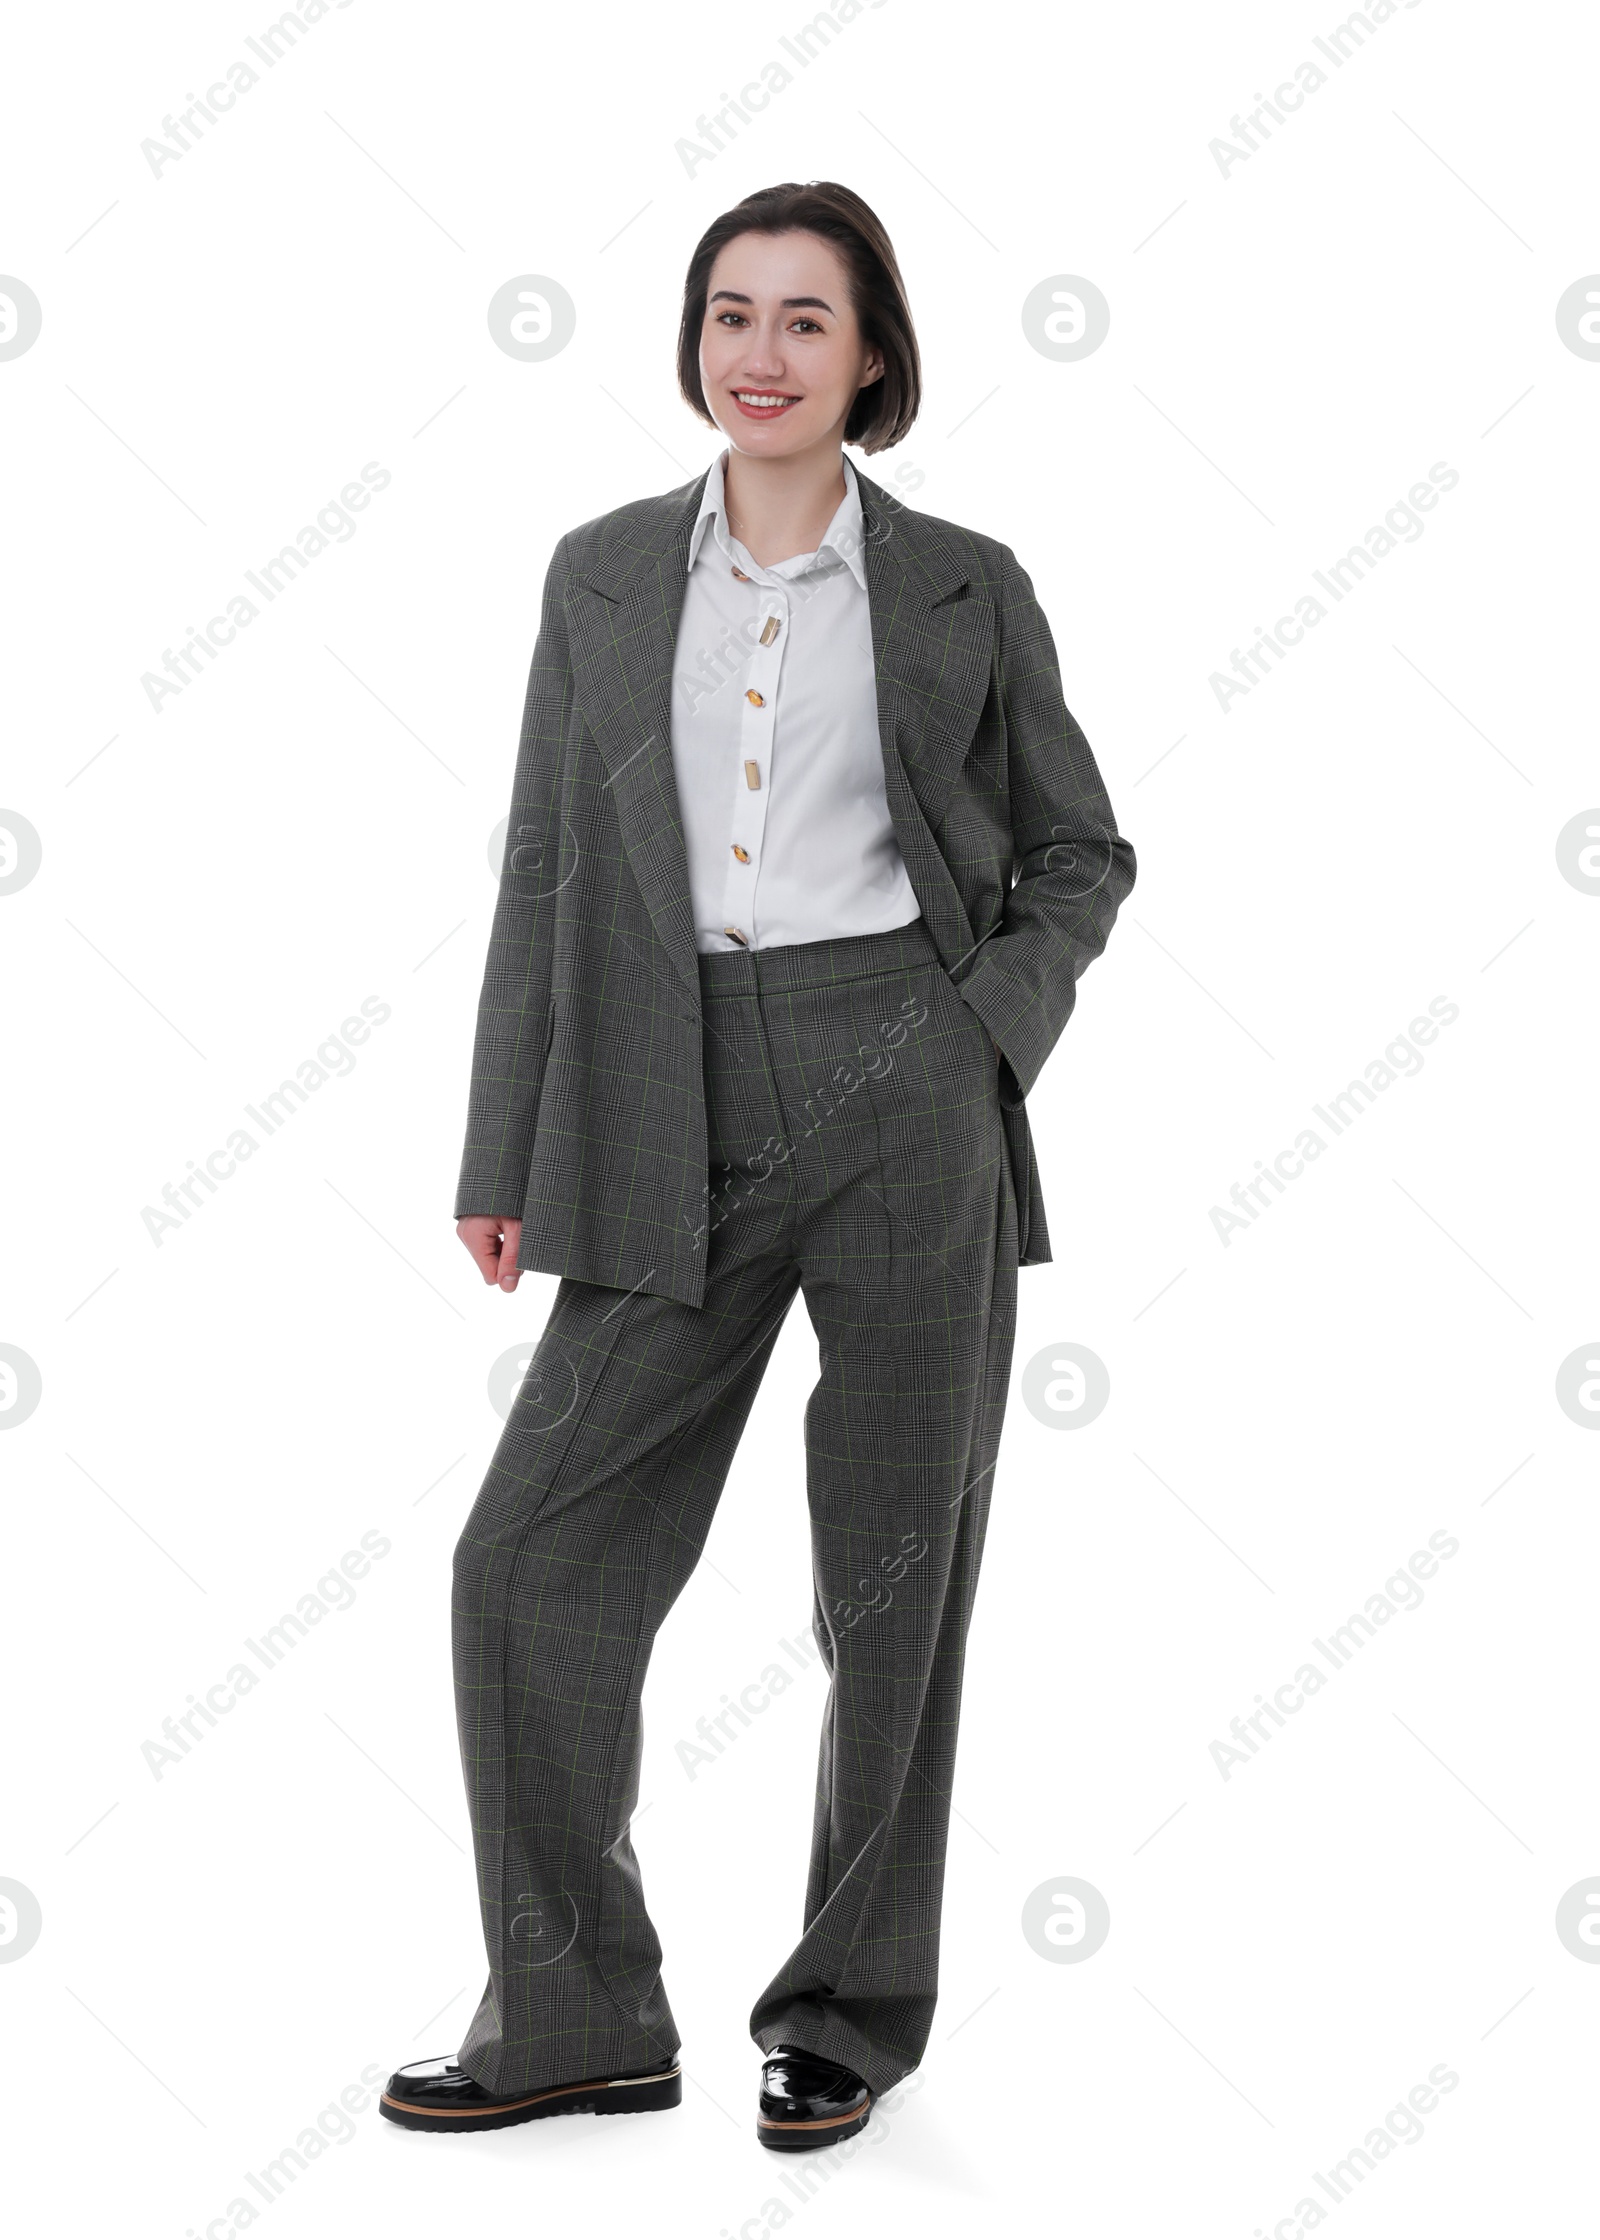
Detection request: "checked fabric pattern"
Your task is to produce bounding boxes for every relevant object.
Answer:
[453,921,1018,2099]
[453,459,1137,1310]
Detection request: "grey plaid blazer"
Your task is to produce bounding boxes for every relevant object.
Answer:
[455,460,1136,1309]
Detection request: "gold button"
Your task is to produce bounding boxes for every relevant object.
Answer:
[744,760,761,789]
[732,844,751,863]
[723,925,749,946]
[745,688,765,708]
[731,566,752,582]
[759,615,781,646]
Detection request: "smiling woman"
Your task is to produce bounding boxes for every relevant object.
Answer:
[380,178,1138,2158]
[697,239,886,445]
[675,188,917,533]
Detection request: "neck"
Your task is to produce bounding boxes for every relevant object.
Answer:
[721,440,848,568]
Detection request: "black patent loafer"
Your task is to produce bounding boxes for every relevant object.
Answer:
[757,2044,872,2151]
[380,2053,683,2133]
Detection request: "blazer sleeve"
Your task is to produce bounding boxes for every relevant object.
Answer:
[952,541,1137,1106]
[453,533,575,1219]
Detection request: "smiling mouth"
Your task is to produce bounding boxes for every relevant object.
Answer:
[731,390,801,418]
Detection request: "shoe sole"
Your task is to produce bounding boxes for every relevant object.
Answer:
[380,2064,683,2133]
[757,2093,872,2152]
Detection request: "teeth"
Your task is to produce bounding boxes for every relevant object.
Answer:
[736,393,795,407]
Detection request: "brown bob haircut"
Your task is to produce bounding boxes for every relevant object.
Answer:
[676,181,920,455]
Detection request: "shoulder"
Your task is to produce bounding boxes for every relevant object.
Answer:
[851,466,1022,599]
[551,471,705,579]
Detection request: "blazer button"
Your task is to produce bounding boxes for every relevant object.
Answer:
[732,844,751,863]
[745,688,766,707]
[723,925,749,946]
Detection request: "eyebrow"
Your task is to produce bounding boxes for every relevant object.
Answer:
[708,290,836,314]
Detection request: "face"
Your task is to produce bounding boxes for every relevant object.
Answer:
[697,229,885,459]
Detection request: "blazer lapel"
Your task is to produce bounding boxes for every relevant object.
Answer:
[563,461,995,1007]
[855,466,995,956]
[855,468,993,828]
[565,473,709,1005]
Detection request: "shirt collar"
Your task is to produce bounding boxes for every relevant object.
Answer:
[687,447,868,591]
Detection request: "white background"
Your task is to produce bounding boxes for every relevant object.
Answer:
[3,1,1597,2233]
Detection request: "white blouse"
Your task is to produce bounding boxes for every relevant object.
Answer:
[668,448,922,953]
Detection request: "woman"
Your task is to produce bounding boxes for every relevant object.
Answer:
[380,180,1136,2152]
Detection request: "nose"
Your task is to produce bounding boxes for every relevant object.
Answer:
[737,323,788,382]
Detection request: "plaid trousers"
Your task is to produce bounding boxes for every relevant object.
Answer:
[451,917,1018,2099]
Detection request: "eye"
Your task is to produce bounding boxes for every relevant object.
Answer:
[715,311,749,328]
[791,317,822,334]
